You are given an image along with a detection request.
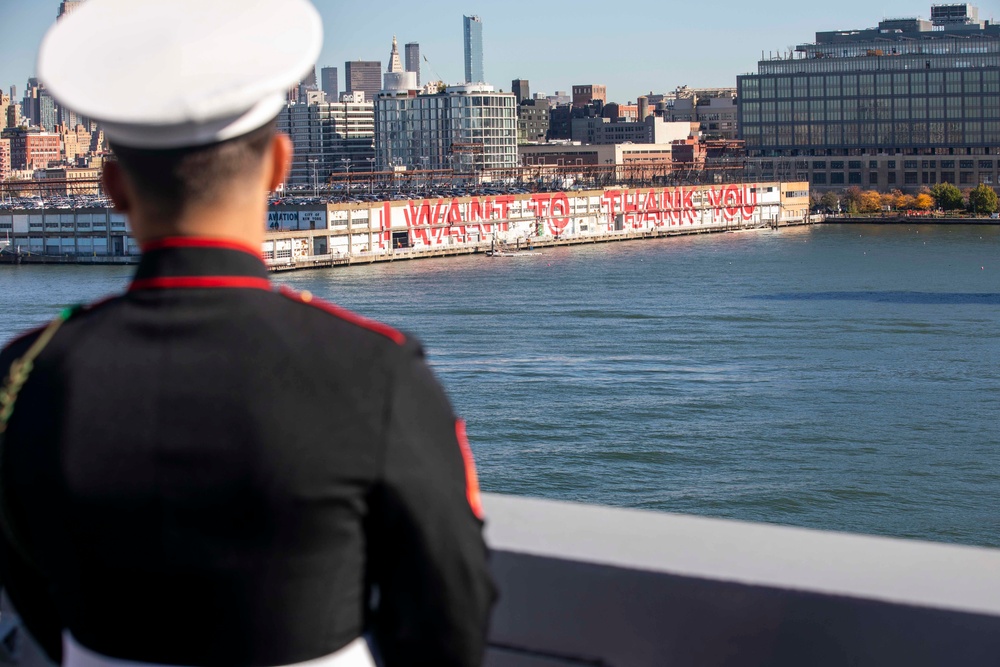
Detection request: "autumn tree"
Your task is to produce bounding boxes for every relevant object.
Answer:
[929,182,964,211]
[881,192,898,211]
[859,190,883,213]
[896,194,916,210]
[914,193,934,210]
[968,184,999,215]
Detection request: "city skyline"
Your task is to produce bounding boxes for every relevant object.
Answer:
[3,0,994,104]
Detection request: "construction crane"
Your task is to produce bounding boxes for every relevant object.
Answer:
[422,54,447,89]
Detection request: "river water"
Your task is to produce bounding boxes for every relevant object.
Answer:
[3,224,999,548]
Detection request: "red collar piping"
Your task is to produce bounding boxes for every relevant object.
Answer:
[129,276,272,292]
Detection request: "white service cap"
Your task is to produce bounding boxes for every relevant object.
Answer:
[38,0,323,149]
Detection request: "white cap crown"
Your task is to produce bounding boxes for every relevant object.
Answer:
[38,0,323,149]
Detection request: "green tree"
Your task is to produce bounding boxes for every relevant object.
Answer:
[968,184,999,215]
[820,191,840,212]
[929,182,964,211]
[841,186,863,214]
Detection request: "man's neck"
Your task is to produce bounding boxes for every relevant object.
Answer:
[131,202,266,250]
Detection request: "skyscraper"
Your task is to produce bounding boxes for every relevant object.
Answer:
[463,15,484,84]
[301,66,318,91]
[321,67,339,102]
[345,60,382,101]
[57,0,85,20]
[405,43,420,87]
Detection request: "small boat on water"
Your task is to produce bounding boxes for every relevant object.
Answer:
[486,236,535,257]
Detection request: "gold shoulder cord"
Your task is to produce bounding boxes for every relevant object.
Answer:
[0,307,76,569]
[0,308,75,434]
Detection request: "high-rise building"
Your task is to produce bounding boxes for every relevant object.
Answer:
[512,79,530,104]
[22,78,41,127]
[345,60,382,101]
[517,99,549,144]
[57,0,85,20]
[301,67,318,91]
[738,4,1000,190]
[277,97,376,187]
[664,87,739,140]
[405,42,420,86]
[321,67,339,102]
[463,15,484,84]
[375,83,516,172]
[0,93,10,131]
[39,89,58,132]
[0,139,11,181]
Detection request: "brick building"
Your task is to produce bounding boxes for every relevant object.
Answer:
[2,127,62,171]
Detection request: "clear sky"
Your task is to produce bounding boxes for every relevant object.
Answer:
[1,0,993,103]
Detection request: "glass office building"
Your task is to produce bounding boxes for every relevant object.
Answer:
[376,84,516,173]
[738,4,1000,189]
[464,15,484,84]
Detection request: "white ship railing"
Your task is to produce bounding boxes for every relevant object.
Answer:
[5,493,999,667]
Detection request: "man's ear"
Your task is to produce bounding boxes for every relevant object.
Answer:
[102,161,131,213]
[267,133,293,193]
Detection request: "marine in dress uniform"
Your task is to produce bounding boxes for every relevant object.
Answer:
[0,1,496,666]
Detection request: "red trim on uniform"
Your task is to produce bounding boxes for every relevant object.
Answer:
[278,286,406,345]
[455,419,484,520]
[129,277,272,292]
[141,237,262,258]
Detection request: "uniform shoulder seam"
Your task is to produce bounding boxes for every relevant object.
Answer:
[278,286,407,346]
[2,294,121,352]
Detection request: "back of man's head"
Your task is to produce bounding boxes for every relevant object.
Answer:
[109,120,276,224]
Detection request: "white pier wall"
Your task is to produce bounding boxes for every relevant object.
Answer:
[482,493,1000,667]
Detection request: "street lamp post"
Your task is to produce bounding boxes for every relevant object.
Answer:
[341,158,352,199]
[308,158,318,197]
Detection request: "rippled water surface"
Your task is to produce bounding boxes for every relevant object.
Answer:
[3,224,1000,547]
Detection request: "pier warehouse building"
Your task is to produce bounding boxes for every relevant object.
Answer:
[737,3,1000,190]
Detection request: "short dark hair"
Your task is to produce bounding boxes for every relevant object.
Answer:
[109,119,276,222]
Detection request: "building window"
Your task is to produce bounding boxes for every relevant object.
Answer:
[905,172,918,185]
[849,172,862,184]
[960,172,974,184]
[812,160,827,169]
[869,160,878,169]
[831,160,844,170]
[887,172,896,185]
[812,173,827,184]
[831,173,845,185]
[869,173,878,185]
[849,160,862,169]
[979,160,994,169]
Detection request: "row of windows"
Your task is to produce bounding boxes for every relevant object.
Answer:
[743,121,1000,146]
[741,70,1000,99]
[756,54,1000,76]
[741,96,1000,123]
[811,172,995,186]
[803,159,996,169]
[802,40,999,59]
